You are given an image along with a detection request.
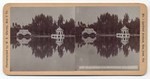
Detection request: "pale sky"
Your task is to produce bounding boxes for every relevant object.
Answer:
[75,6,140,24]
[10,6,139,26]
[11,7,75,26]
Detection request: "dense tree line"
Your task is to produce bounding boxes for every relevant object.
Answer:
[11,23,21,36]
[11,13,140,36]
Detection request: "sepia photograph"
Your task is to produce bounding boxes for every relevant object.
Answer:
[10,6,140,71]
[9,6,140,71]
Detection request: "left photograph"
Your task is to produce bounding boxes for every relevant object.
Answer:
[10,7,76,71]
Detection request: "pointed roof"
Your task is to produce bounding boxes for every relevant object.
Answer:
[121,25,128,30]
[56,27,63,31]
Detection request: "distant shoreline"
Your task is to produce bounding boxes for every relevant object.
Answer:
[11,34,140,38]
[97,34,139,37]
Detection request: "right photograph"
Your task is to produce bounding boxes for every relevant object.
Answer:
[75,6,140,70]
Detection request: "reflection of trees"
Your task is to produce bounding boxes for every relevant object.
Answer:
[27,37,75,59]
[129,37,139,52]
[64,37,75,54]
[123,44,130,57]
[76,36,120,58]
[28,38,55,59]
[119,37,139,57]
[93,37,139,58]
[11,36,139,59]
[57,45,64,58]
[94,37,120,58]
[54,37,75,58]
[75,36,85,47]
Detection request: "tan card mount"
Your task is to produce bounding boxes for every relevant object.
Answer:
[3,3,147,75]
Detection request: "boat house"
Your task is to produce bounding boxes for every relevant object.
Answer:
[82,28,96,35]
[17,29,31,36]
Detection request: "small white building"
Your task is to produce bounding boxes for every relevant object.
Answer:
[51,27,65,39]
[116,25,130,46]
[116,25,130,38]
[51,27,65,46]
[56,27,64,35]
[121,26,129,33]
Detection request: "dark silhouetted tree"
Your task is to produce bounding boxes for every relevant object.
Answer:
[123,13,129,26]
[58,14,64,26]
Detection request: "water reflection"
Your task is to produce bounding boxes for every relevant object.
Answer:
[11,36,139,59]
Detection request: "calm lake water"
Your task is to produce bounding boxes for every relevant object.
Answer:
[10,36,139,71]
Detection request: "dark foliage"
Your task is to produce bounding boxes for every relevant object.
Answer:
[10,13,140,36]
